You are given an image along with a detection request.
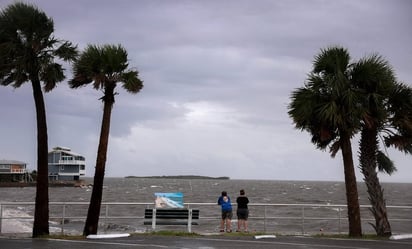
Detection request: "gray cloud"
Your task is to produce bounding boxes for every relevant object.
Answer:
[1,0,411,181]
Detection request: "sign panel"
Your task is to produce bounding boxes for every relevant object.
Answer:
[154,192,184,208]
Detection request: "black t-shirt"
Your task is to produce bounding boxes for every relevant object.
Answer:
[236,196,249,209]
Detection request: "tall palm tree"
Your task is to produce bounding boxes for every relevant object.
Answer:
[69,44,143,236]
[288,46,363,237]
[0,3,77,237]
[350,54,398,236]
[352,55,412,236]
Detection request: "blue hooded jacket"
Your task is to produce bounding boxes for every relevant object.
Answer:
[218,195,232,211]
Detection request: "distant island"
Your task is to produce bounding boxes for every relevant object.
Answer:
[125,175,230,180]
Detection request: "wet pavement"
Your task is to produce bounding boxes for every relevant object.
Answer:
[1,234,412,249]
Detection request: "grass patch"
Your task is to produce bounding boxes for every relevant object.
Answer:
[42,234,86,240]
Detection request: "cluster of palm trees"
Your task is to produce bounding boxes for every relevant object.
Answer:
[288,47,412,237]
[0,3,143,237]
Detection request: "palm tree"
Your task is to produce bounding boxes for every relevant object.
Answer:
[357,55,412,233]
[69,44,143,236]
[288,46,363,237]
[352,55,412,236]
[350,54,397,236]
[0,3,77,237]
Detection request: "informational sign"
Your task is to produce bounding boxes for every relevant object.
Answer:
[154,192,184,208]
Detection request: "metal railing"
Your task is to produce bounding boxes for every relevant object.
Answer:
[1,202,411,235]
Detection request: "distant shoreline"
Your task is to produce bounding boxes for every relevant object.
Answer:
[125,175,230,180]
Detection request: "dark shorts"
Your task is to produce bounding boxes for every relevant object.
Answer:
[237,208,249,220]
[221,210,233,220]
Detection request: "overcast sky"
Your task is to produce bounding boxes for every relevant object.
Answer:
[1,0,411,182]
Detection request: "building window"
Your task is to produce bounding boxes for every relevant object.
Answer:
[62,156,73,161]
[60,165,64,171]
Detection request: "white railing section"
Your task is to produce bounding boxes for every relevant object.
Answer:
[0,202,411,235]
[57,160,85,165]
[10,169,26,173]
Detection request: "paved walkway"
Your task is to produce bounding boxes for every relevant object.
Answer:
[1,234,412,249]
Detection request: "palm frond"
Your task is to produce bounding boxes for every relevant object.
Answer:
[121,71,143,93]
[54,41,78,62]
[69,75,93,88]
[313,46,350,76]
[0,2,77,91]
[330,140,341,157]
[384,135,412,154]
[70,43,143,98]
[376,150,396,175]
[288,87,318,128]
[41,63,65,92]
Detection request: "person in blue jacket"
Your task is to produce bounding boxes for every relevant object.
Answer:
[217,191,232,232]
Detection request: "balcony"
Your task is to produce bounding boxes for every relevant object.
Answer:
[10,169,27,174]
[57,160,85,165]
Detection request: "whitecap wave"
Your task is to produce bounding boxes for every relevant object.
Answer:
[1,208,32,233]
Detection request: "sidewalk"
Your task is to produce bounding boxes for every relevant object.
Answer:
[1,234,412,249]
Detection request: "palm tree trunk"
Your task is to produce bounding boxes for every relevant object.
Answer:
[83,86,115,236]
[359,128,392,237]
[31,78,49,237]
[340,132,362,237]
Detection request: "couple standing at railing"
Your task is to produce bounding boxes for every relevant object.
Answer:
[217,189,249,233]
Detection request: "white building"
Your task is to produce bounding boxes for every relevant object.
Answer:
[0,159,28,182]
[48,147,86,181]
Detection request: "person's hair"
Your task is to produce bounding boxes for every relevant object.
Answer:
[221,191,227,196]
[240,189,245,195]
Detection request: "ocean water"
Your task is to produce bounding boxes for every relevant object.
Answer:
[0,178,411,235]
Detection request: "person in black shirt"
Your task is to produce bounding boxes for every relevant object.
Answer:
[236,189,249,232]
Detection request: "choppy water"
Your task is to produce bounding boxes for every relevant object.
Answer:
[1,178,411,235]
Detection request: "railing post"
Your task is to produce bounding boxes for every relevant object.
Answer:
[338,207,341,234]
[264,205,267,232]
[301,206,305,235]
[105,204,109,231]
[152,209,157,230]
[188,209,193,233]
[0,203,2,234]
[61,204,66,235]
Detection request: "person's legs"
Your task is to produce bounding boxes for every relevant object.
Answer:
[226,211,233,232]
[237,211,241,231]
[226,218,231,232]
[244,209,249,232]
[237,219,243,232]
[220,218,225,231]
[237,209,247,232]
[220,211,226,232]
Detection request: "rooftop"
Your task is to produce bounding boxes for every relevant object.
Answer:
[0,159,27,165]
